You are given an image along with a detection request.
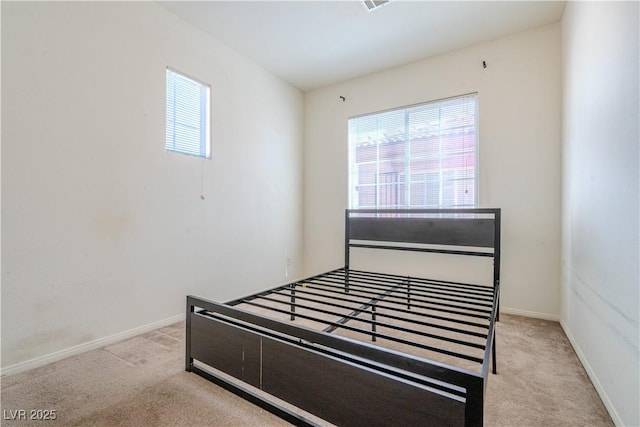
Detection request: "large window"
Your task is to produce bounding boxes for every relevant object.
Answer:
[165,68,211,158]
[348,94,478,209]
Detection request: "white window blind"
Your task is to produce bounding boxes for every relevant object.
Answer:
[165,68,210,158]
[348,94,478,209]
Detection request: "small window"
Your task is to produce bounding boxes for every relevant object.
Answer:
[348,93,478,209]
[165,68,210,158]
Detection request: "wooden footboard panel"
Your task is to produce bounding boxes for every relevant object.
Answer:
[190,314,262,388]
[260,335,465,426]
[187,296,486,427]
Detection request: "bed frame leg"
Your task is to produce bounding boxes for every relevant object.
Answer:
[185,297,194,372]
[492,332,497,374]
[371,303,377,342]
[290,283,296,321]
[345,268,350,293]
[465,377,484,426]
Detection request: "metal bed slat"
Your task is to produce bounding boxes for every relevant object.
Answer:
[269,283,491,329]
[323,280,402,334]
[297,280,492,320]
[330,270,493,300]
[305,272,493,306]
[345,267,493,289]
[330,268,494,293]
[238,300,485,364]
[342,279,494,307]
[238,296,487,349]
[266,289,489,335]
[321,272,495,303]
[238,270,490,327]
[321,269,495,301]
[299,276,493,317]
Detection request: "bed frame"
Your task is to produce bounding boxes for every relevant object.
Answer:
[186,208,501,427]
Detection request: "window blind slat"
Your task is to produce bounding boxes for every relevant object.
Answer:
[165,68,210,158]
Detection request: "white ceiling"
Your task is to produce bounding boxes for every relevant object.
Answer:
[158,1,566,92]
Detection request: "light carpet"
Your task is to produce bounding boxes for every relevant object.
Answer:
[1,315,613,426]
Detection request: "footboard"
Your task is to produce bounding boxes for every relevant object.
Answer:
[186,295,487,427]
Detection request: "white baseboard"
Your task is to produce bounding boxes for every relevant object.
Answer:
[0,313,185,377]
[500,306,560,321]
[559,320,623,427]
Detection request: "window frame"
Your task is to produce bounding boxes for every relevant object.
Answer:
[165,67,211,159]
[348,93,479,210]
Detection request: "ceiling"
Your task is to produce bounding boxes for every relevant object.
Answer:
[158,1,566,92]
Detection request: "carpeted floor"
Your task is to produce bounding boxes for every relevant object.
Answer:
[1,314,613,426]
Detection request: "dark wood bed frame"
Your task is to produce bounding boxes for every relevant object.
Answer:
[186,208,501,427]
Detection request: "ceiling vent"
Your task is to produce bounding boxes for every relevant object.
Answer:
[362,0,393,12]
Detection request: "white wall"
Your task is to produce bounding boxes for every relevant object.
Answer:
[1,2,304,370]
[561,2,639,426]
[304,23,562,318]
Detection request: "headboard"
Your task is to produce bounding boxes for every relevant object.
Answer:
[345,208,501,287]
